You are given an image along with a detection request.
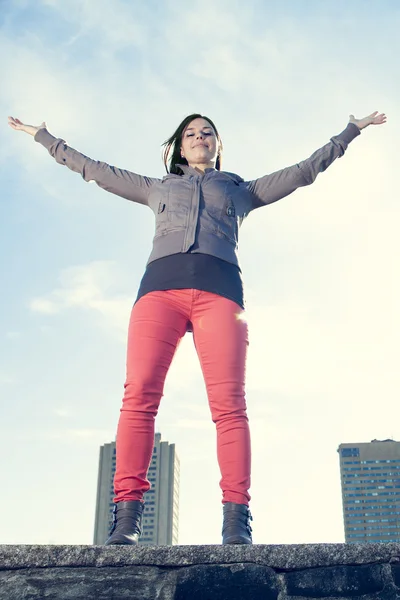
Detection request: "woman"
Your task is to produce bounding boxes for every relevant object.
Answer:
[8,110,386,545]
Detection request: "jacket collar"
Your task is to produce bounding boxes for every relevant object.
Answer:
[175,164,216,176]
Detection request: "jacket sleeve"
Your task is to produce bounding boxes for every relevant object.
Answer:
[244,123,361,210]
[34,128,159,206]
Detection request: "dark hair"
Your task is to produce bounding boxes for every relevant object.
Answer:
[162,113,223,175]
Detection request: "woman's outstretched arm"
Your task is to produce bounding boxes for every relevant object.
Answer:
[244,112,387,210]
[7,117,159,206]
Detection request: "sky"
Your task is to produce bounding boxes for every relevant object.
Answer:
[0,0,399,546]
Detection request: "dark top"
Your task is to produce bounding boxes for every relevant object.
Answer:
[135,253,244,309]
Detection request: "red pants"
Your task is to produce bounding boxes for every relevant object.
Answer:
[113,289,251,505]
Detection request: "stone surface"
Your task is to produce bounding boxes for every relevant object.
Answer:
[0,566,175,600]
[392,564,400,586]
[284,564,384,598]
[2,543,400,570]
[1,544,400,599]
[174,563,279,600]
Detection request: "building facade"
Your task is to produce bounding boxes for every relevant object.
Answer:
[338,439,400,543]
[93,432,179,545]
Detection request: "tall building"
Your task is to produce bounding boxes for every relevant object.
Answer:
[338,439,400,543]
[93,432,179,545]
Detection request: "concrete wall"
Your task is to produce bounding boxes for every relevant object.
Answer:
[2,543,400,599]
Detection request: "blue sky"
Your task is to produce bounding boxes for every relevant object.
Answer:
[0,0,399,545]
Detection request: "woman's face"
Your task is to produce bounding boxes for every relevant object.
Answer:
[180,117,219,169]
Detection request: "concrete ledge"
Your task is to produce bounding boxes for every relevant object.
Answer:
[1,544,400,599]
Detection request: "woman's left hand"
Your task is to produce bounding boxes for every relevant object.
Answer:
[349,111,387,131]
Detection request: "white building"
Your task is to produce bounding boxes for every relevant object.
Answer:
[338,439,400,543]
[93,432,179,545]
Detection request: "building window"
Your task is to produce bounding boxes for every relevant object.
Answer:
[341,448,360,458]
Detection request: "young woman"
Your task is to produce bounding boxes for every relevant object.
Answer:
[8,110,386,545]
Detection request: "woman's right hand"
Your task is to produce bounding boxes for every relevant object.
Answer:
[7,116,46,137]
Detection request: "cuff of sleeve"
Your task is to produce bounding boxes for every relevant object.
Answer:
[34,127,58,149]
[335,122,361,145]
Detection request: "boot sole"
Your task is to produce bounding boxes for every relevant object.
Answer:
[105,541,138,546]
[104,535,139,546]
[223,536,252,545]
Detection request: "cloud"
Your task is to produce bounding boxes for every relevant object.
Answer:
[14,428,115,443]
[6,331,21,340]
[0,373,15,385]
[64,428,113,440]
[174,418,211,431]
[30,297,60,315]
[53,408,70,418]
[39,0,148,50]
[29,260,133,339]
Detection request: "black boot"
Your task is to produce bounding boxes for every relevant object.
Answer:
[222,502,253,545]
[104,500,144,545]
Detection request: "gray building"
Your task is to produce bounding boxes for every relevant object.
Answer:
[93,432,179,545]
[338,439,400,543]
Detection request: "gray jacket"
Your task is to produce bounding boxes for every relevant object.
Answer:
[35,123,360,267]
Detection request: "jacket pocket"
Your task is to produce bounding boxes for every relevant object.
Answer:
[154,200,169,237]
[201,199,237,243]
[216,201,238,245]
[166,180,190,230]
